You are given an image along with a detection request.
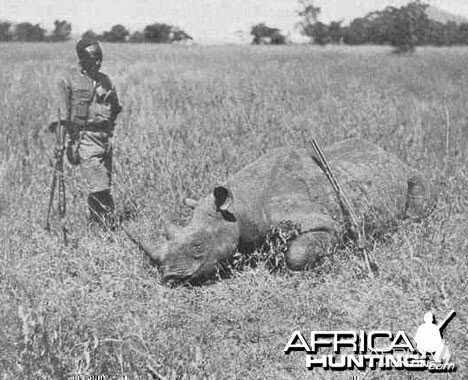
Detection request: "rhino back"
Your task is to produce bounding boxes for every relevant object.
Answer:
[323,139,413,222]
[225,139,414,246]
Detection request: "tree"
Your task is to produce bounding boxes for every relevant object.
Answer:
[0,21,12,42]
[310,22,330,45]
[49,20,72,42]
[298,0,321,27]
[129,31,144,43]
[297,0,344,45]
[144,23,172,43]
[387,1,429,53]
[250,23,286,44]
[340,1,432,51]
[171,27,193,43]
[457,23,468,45]
[143,23,192,43]
[101,24,129,43]
[443,21,462,45]
[343,17,370,45]
[14,23,46,41]
[328,21,344,44]
[297,0,322,44]
[365,9,395,44]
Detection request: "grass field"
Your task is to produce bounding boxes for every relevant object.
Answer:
[0,42,467,379]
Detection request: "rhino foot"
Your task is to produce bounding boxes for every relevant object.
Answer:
[285,231,332,271]
[405,174,435,219]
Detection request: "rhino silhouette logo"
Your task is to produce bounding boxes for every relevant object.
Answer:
[414,311,455,363]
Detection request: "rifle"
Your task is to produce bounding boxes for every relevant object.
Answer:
[309,138,373,277]
[45,108,68,246]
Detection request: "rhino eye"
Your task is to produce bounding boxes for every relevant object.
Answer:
[190,242,204,259]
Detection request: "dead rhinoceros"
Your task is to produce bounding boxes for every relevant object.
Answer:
[126,138,429,284]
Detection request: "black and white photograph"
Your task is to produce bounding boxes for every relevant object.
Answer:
[0,0,467,378]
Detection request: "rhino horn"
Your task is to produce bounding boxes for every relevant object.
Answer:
[184,197,199,209]
[163,221,179,240]
[122,225,162,265]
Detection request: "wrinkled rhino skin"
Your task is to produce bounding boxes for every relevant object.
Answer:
[128,139,430,284]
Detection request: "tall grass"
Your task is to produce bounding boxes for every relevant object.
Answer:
[0,42,467,379]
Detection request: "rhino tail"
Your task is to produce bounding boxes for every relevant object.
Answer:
[122,225,161,265]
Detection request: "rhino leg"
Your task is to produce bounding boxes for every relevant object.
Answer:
[405,174,431,218]
[285,231,332,271]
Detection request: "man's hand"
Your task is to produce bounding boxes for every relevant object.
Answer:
[48,120,72,133]
[54,145,65,159]
[48,121,59,133]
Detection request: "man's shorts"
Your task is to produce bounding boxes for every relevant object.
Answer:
[79,132,112,193]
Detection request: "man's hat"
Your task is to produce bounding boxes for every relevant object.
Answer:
[76,38,103,62]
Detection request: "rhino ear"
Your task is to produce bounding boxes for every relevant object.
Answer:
[213,186,233,211]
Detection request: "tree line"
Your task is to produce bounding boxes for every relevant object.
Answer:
[252,0,468,52]
[0,20,72,42]
[81,23,192,43]
[0,20,192,43]
[2,0,467,50]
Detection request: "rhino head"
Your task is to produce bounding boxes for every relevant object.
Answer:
[130,186,240,285]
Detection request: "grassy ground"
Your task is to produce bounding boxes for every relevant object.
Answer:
[0,43,467,379]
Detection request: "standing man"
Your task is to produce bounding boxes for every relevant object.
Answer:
[53,38,122,230]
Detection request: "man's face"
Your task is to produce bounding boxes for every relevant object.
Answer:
[81,57,102,74]
[81,44,102,74]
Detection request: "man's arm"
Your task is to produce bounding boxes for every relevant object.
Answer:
[107,86,122,123]
[95,73,122,130]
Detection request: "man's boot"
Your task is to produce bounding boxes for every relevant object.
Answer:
[88,189,116,230]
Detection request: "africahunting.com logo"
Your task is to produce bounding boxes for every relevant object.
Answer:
[284,310,456,372]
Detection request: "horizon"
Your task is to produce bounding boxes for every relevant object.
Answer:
[1,0,468,44]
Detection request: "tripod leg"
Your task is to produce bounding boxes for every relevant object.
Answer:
[44,171,57,231]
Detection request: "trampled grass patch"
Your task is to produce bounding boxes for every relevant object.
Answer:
[0,43,467,379]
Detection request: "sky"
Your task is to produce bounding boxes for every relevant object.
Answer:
[1,0,468,43]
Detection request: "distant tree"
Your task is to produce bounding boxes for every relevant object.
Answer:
[407,2,431,43]
[14,22,46,41]
[129,31,144,43]
[49,20,72,42]
[387,1,429,53]
[101,24,129,43]
[323,0,468,47]
[427,21,446,45]
[143,23,192,43]
[171,27,193,43]
[310,21,330,45]
[341,1,431,51]
[81,29,100,41]
[297,0,322,44]
[442,21,463,45]
[365,9,395,44]
[298,0,321,27]
[327,20,344,43]
[0,21,12,42]
[250,23,286,44]
[458,23,468,45]
[144,23,172,43]
[342,17,370,45]
[297,1,344,45]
